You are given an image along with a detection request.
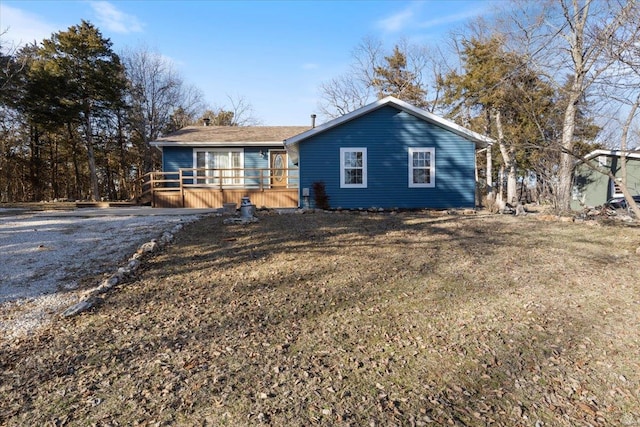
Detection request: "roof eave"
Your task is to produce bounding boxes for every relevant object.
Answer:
[581,149,640,161]
[283,96,495,149]
[150,140,286,148]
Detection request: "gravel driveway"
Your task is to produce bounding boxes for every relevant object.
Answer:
[0,207,213,340]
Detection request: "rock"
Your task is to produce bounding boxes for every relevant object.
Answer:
[635,246,640,255]
[127,259,141,271]
[102,275,119,288]
[61,298,97,317]
[138,240,158,254]
[160,231,174,244]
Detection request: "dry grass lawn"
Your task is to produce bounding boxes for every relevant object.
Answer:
[1,211,639,426]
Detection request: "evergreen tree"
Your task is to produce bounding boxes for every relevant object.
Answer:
[372,45,427,108]
[35,21,127,201]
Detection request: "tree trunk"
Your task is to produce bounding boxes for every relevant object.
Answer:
[486,147,493,192]
[557,96,579,212]
[498,164,505,204]
[84,112,101,201]
[67,122,82,200]
[494,110,517,204]
[28,125,43,202]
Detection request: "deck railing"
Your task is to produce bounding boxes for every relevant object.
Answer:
[139,168,299,207]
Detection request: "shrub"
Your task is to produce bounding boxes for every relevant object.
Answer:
[312,181,330,210]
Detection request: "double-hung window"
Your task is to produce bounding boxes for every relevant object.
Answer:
[194,149,243,186]
[340,147,367,188]
[408,148,435,188]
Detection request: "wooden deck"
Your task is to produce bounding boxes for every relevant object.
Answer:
[141,168,299,209]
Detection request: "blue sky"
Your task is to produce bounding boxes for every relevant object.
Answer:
[1,0,497,125]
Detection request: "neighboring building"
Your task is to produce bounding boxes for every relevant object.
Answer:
[148,125,309,208]
[571,149,640,210]
[284,96,494,210]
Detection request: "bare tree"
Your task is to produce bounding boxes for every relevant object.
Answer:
[317,37,443,120]
[0,29,28,93]
[122,46,205,172]
[594,9,640,219]
[225,94,261,126]
[515,0,639,212]
[318,74,371,120]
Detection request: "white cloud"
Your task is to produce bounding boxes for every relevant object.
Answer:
[417,7,489,30]
[375,2,493,34]
[90,1,143,34]
[376,6,415,33]
[302,63,319,70]
[0,4,57,49]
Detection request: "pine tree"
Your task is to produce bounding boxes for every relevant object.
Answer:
[36,21,127,201]
[371,46,427,108]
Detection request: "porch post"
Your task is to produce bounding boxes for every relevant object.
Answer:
[180,169,185,208]
[486,147,493,194]
[151,172,155,207]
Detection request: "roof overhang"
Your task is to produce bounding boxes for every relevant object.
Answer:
[580,149,640,162]
[149,140,285,148]
[284,96,495,164]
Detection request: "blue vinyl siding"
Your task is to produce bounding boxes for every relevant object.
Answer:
[162,147,193,171]
[161,145,297,187]
[298,105,477,209]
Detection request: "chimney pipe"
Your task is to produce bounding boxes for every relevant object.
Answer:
[311,114,317,128]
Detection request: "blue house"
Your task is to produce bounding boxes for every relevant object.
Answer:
[284,96,495,210]
[148,125,308,208]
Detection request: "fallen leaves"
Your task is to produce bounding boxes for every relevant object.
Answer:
[1,212,639,426]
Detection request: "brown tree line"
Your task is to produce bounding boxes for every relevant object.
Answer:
[0,21,209,203]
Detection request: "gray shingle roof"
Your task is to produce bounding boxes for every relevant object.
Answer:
[151,126,310,146]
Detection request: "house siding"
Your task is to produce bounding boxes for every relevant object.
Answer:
[162,147,193,171]
[571,157,640,209]
[297,105,477,209]
[161,145,297,188]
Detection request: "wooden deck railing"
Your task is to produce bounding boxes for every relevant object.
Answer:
[139,168,299,208]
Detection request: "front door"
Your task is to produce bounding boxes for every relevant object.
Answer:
[270,150,288,187]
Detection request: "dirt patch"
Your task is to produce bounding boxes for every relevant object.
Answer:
[1,211,639,426]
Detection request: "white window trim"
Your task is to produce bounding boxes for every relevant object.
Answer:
[408,147,435,188]
[340,147,367,188]
[193,148,244,186]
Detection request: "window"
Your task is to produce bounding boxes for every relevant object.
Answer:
[340,148,367,188]
[194,149,243,186]
[408,148,435,188]
[612,178,624,197]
